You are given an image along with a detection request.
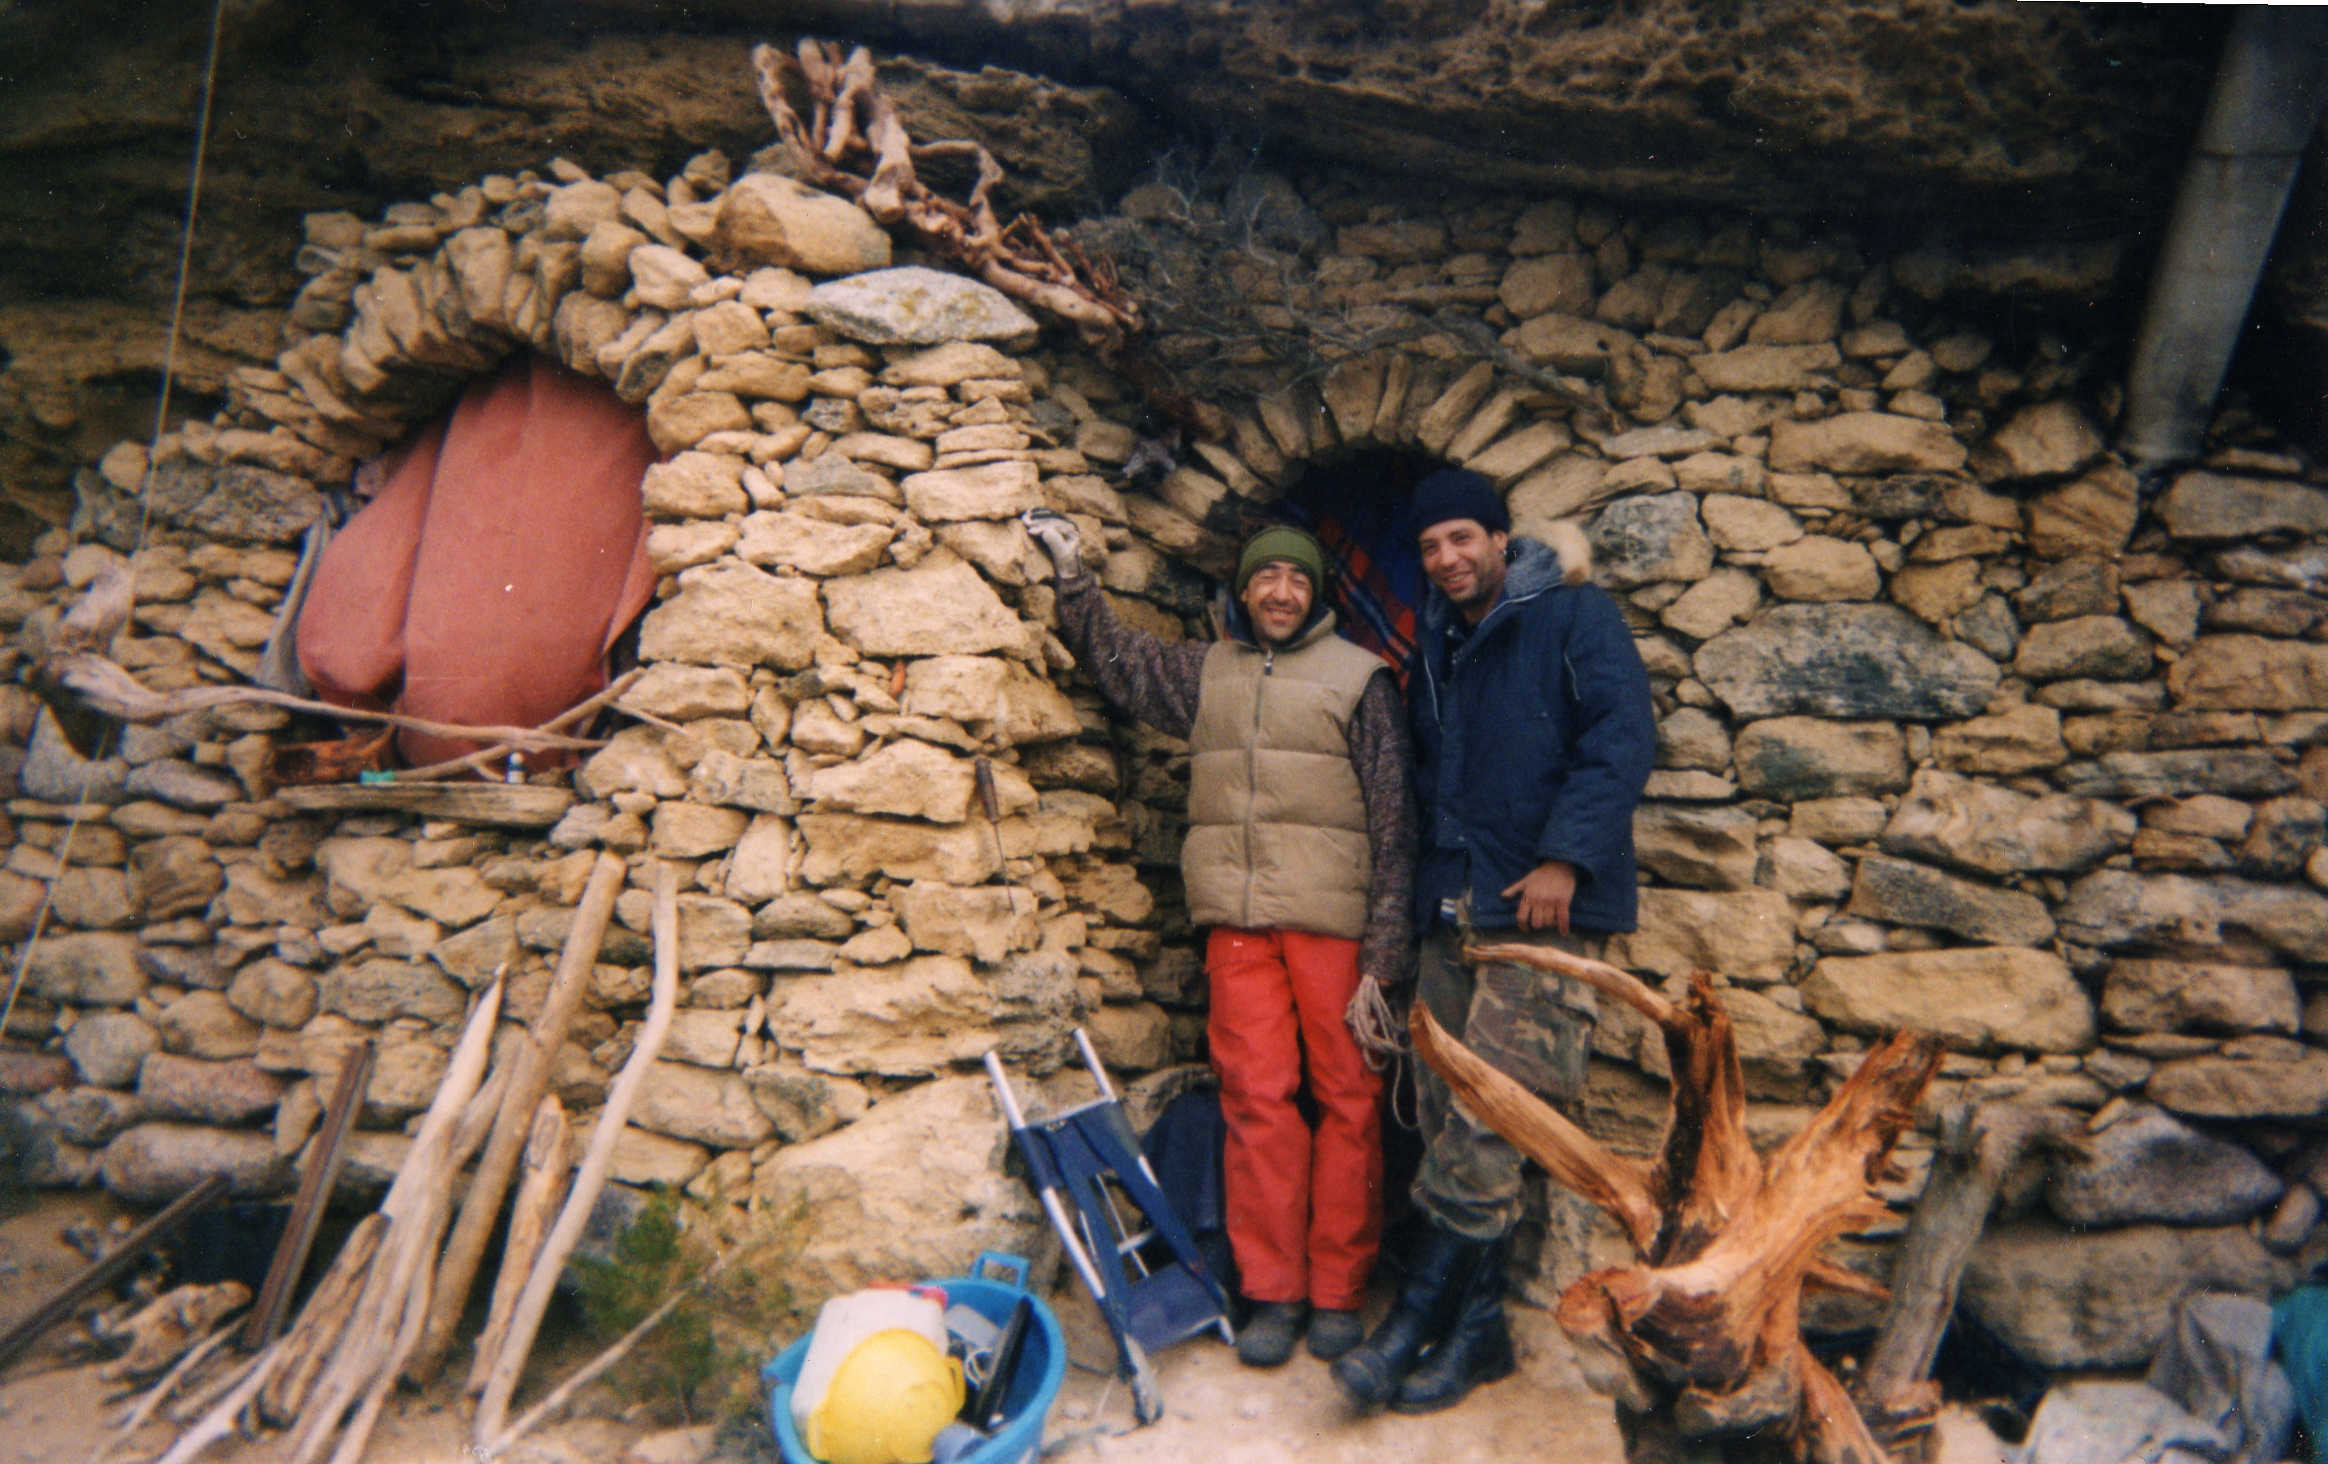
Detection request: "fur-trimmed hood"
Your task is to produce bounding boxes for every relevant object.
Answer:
[1419,522,1592,632]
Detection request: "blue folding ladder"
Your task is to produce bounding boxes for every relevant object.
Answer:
[985,1030,1234,1425]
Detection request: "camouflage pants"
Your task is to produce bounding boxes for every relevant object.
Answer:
[1410,920,1600,1242]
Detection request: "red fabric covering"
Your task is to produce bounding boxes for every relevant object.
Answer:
[299,356,658,769]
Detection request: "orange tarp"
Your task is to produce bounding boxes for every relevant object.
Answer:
[299,355,658,769]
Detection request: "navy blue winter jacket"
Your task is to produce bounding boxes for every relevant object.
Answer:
[1408,533,1657,934]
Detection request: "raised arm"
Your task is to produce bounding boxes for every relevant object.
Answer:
[1030,509,1207,739]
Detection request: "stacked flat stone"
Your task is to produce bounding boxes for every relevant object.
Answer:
[4,156,2326,1328]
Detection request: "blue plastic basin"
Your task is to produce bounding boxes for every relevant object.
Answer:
[764,1253,1065,1464]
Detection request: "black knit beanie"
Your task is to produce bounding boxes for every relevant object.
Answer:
[1410,468,1510,535]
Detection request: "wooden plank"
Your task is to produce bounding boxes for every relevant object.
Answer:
[276,782,574,827]
[241,1039,374,1351]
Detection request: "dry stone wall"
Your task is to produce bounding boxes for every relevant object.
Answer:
[2,147,2326,1355]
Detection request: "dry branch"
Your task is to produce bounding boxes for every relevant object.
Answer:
[1412,948,1943,1464]
[30,566,635,767]
[277,982,504,1464]
[93,1318,239,1464]
[749,39,1221,440]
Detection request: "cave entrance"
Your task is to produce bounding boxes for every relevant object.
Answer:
[1276,444,1443,676]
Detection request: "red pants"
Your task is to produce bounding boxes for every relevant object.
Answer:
[1205,927,1384,1310]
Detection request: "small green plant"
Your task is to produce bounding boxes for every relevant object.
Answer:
[569,1184,809,1423]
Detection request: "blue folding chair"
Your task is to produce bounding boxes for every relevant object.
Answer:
[985,1031,1234,1425]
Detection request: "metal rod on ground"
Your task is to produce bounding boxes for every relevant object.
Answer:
[475,859,682,1456]
[410,849,627,1386]
[243,1039,375,1352]
[0,1173,228,1372]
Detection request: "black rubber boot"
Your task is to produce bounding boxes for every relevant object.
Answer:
[1330,1225,1488,1407]
[1390,1235,1515,1413]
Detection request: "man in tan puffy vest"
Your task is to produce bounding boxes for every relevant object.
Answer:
[1027,512,1415,1370]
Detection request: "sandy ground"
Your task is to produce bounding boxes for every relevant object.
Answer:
[0,1188,2011,1464]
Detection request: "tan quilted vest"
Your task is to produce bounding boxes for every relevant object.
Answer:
[1181,615,1383,940]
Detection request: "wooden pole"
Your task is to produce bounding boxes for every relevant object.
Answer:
[0,1172,227,1372]
[409,850,627,1385]
[279,981,502,1464]
[465,1096,570,1396]
[1854,1099,2084,1450]
[474,861,680,1455]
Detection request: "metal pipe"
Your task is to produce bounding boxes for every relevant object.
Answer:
[2119,7,2328,480]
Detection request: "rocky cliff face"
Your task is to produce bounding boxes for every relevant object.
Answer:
[4,0,2322,551]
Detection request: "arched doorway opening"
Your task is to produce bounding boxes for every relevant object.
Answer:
[1276,444,1444,677]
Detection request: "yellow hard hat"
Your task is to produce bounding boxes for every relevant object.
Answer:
[804,1328,966,1464]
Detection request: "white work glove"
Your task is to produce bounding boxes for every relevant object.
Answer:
[1021,508,1083,579]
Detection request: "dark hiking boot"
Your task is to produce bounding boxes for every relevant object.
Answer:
[1236,1301,1308,1367]
[1306,1307,1364,1361]
[1330,1225,1489,1407]
[1390,1235,1515,1413]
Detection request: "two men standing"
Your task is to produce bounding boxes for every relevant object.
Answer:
[1029,462,1654,1414]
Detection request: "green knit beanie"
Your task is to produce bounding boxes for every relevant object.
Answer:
[1235,526,1326,596]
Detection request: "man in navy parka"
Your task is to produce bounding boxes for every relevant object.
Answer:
[1335,468,1657,1415]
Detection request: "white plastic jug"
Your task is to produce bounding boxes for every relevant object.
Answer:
[791,1286,951,1434]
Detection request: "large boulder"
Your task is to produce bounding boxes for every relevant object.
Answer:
[137,1054,285,1126]
[1967,400,2104,482]
[25,932,146,1007]
[1844,855,2055,946]
[822,558,1025,657]
[2101,956,2298,1035]
[1696,604,1999,719]
[1604,889,1796,982]
[765,954,999,1075]
[2044,1104,2283,1228]
[98,1122,293,1203]
[2166,635,2328,711]
[2146,1037,2328,1120]
[142,458,325,544]
[1960,1219,2296,1370]
[1800,946,2094,1053]
[1589,492,1713,588]
[632,1061,776,1149]
[1882,770,2134,877]
[2057,870,2328,964]
[750,1075,1041,1302]
[638,560,824,671]
[2156,471,2328,540]
[803,266,1039,346]
[1733,718,1907,800]
[1768,412,1969,474]
[713,174,892,276]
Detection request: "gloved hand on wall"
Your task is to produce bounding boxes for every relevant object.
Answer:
[1021,508,1082,579]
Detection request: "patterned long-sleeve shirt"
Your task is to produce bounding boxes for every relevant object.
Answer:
[1054,568,1417,983]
